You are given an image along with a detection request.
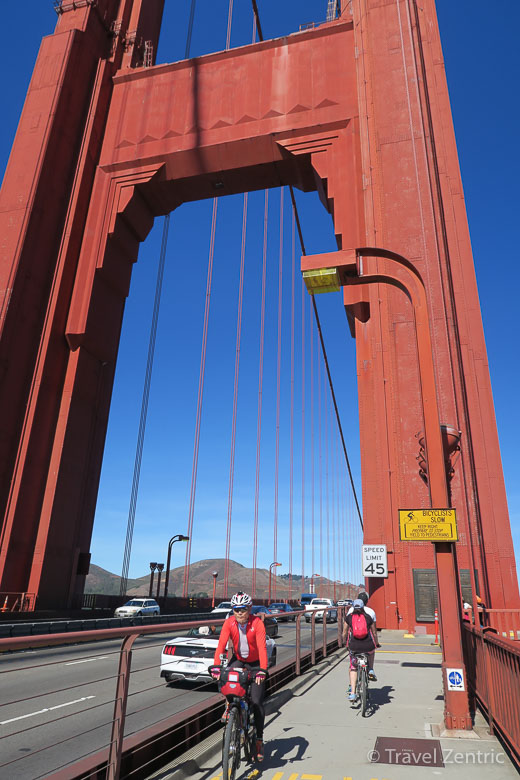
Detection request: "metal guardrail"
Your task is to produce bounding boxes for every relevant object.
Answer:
[463,623,520,768]
[0,591,37,612]
[481,608,520,641]
[0,608,344,779]
[0,611,215,639]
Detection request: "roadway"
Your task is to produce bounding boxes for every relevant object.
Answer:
[0,620,339,779]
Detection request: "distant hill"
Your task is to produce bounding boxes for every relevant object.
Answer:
[85,564,144,596]
[86,559,362,600]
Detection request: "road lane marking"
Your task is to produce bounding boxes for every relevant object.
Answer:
[65,656,109,665]
[0,695,95,725]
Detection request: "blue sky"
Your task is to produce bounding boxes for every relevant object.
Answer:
[1,2,518,589]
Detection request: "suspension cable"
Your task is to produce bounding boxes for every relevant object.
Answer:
[273,188,284,595]
[183,199,218,597]
[310,295,315,580]
[289,211,295,602]
[301,276,306,593]
[185,0,197,58]
[223,193,248,596]
[250,0,264,42]
[250,0,363,535]
[252,190,269,597]
[226,0,234,50]
[288,186,363,530]
[119,214,170,597]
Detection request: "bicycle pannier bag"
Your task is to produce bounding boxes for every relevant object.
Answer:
[351,609,369,639]
[219,667,248,697]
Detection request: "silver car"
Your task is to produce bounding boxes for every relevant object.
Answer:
[114,598,160,617]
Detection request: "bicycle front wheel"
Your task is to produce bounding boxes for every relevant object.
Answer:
[222,707,241,779]
[360,669,368,717]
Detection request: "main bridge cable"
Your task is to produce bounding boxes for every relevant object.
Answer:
[251,1,363,531]
[289,188,363,531]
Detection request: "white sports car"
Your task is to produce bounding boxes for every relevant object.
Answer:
[160,626,277,684]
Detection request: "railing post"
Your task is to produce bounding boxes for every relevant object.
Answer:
[107,633,138,780]
[483,634,496,736]
[311,612,316,665]
[295,614,301,675]
[323,609,327,657]
[338,606,344,646]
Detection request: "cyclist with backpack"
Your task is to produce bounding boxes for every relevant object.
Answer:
[343,598,379,701]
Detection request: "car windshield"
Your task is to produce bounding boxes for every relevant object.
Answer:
[216,602,231,609]
[125,600,144,606]
[312,600,329,605]
[269,604,285,608]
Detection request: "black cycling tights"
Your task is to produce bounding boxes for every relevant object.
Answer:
[227,657,266,739]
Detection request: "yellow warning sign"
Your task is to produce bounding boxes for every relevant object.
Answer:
[399,508,458,541]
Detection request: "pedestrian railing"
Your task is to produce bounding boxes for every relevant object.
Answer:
[0,609,343,779]
[480,609,520,641]
[462,622,520,768]
[0,591,37,612]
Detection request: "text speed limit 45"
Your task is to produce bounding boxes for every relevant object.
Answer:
[362,545,388,578]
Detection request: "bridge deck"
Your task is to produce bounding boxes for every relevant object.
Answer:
[152,630,518,780]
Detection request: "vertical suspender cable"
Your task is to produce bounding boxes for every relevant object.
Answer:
[252,191,269,596]
[330,396,338,582]
[289,212,295,602]
[185,0,197,59]
[318,348,323,580]
[119,215,170,596]
[226,0,234,50]
[183,199,218,597]
[310,296,315,581]
[273,188,284,597]
[300,279,306,593]
[223,194,248,596]
[324,378,330,592]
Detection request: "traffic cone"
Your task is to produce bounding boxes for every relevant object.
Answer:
[1,596,8,612]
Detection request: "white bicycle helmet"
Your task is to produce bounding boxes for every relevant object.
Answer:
[230,591,253,608]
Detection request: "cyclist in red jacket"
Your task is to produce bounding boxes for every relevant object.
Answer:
[212,592,268,761]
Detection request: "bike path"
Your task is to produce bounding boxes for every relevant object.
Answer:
[150,630,518,780]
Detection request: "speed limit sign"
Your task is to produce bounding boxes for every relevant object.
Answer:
[362,545,388,578]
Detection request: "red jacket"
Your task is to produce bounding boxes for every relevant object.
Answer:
[214,614,268,669]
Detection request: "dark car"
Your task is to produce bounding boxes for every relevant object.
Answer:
[268,602,296,622]
[226,605,279,638]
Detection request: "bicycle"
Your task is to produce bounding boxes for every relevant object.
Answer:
[351,652,370,717]
[210,664,258,780]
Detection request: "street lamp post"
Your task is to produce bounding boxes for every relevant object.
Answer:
[164,534,189,601]
[211,571,218,608]
[311,573,320,596]
[268,562,282,603]
[149,562,158,598]
[155,563,164,599]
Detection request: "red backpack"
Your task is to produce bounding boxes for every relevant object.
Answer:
[351,608,369,639]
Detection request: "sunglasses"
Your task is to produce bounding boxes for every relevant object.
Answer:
[233,607,249,613]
